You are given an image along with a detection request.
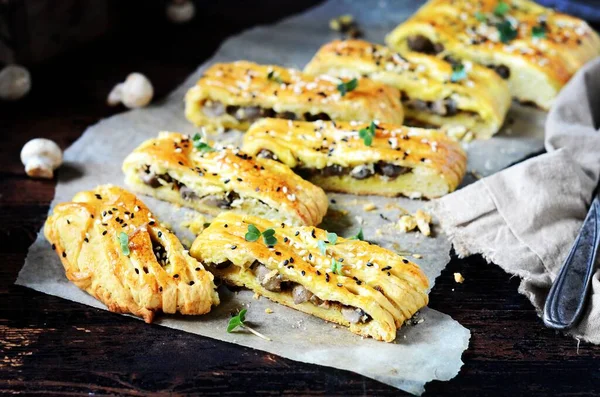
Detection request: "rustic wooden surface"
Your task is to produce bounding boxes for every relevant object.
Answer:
[2,1,600,395]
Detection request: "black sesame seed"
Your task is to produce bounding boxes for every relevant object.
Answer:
[51,244,56,250]
[366,262,374,267]
[311,229,316,238]
[237,178,243,182]
[90,214,94,219]
[174,274,179,279]
[95,194,102,200]
[284,237,289,243]
[195,267,201,271]
[189,281,195,286]
[337,283,343,287]
[159,286,163,292]
[325,274,330,282]
[316,270,321,275]
[122,223,127,228]
[223,179,230,184]
[224,224,228,228]
[66,219,70,224]
[62,252,67,258]
[289,257,294,263]
[158,231,162,238]
[143,267,148,273]
[295,231,300,236]
[102,230,107,236]
[283,260,289,265]
[135,268,139,274]
[382,266,392,271]
[330,199,337,204]
[301,270,306,276]
[178,161,184,165]
[402,259,409,264]
[275,251,281,256]
[387,272,391,276]
[84,238,89,243]
[149,221,155,225]
[231,245,237,250]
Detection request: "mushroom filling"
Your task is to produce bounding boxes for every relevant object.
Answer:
[407,35,444,54]
[201,99,332,123]
[137,165,240,209]
[251,263,372,324]
[403,97,459,117]
[487,64,511,79]
[296,162,410,180]
[152,238,169,268]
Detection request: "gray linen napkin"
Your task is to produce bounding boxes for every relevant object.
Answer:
[433,57,600,342]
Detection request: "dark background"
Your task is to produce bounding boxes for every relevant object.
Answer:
[2,1,600,395]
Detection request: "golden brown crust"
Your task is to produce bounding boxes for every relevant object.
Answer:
[242,118,466,198]
[43,185,220,323]
[190,212,429,342]
[304,39,511,139]
[184,61,404,131]
[385,0,600,109]
[122,132,328,226]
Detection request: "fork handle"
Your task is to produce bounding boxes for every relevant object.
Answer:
[543,194,600,330]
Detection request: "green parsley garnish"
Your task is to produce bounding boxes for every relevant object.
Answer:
[358,121,376,146]
[337,78,358,97]
[118,232,130,256]
[532,24,546,39]
[318,232,338,254]
[192,133,214,152]
[496,20,518,43]
[493,1,509,17]
[474,11,487,22]
[245,224,277,246]
[349,228,364,241]
[227,309,271,341]
[331,258,343,275]
[267,70,284,84]
[450,63,467,83]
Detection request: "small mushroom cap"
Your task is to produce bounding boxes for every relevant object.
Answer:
[166,0,196,23]
[121,73,153,108]
[20,138,63,179]
[0,65,31,101]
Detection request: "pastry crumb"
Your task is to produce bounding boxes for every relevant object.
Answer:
[265,308,274,314]
[454,272,465,283]
[253,292,261,300]
[412,254,422,259]
[181,214,208,235]
[363,202,377,211]
[395,209,432,236]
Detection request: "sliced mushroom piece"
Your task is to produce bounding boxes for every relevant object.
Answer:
[495,65,510,79]
[139,169,162,188]
[292,284,314,304]
[203,100,226,117]
[257,149,277,160]
[350,164,374,180]
[407,35,444,54]
[180,186,198,201]
[376,162,410,178]
[341,307,369,324]
[430,100,447,116]
[277,111,298,120]
[255,265,282,292]
[320,164,345,177]
[303,112,331,121]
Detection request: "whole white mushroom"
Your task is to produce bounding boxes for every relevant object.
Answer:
[0,65,31,101]
[20,138,63,179]
[166,0,196,23]
[107,73,153,109]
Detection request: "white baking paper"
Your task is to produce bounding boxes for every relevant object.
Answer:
[17,0,549,394]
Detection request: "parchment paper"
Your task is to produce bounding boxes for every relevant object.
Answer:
[16,0,548,394]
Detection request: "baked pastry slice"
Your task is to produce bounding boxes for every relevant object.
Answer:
[190,212,429,342]
[304,39,511,140]
[242,118,466,198]
[385,0,600,110]
[122,132,328,226]
[43,185,220,323]
[184,61,404,132]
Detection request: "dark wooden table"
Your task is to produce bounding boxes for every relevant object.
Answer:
[2,1,599,395]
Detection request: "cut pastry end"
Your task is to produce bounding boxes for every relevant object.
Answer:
[190,212,429,342]
[44,184,220,323]
[303,39,511,139]
[122,132,328,227]
[384,0,600,110]
[184,61,404,132]
[243,118,467,199]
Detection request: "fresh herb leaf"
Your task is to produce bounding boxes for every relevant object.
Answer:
[349,228,364,241]
[532,24,546,38]
[331,258,343,275]
[358,121,376,146]
[245,224,277,246]
[267,70,284,84]
[118,232,130,256]
[326,232,338,245]
[337,78,358,97]
[192,133,214,152]
[496,20,518,43]
[262,228,278,246]
[227,309,271,340]
[227,309,246,332]
[245,224,261,242]
[493,1,509,16]
[474,11,487,22]
[317,239,327,255]
[450,63,467,83]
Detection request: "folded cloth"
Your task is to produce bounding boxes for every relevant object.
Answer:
[433,57,600,343]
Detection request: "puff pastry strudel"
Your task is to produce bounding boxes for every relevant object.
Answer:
[122,132,328,226]
[385,0,600,110]
[242,118,466,198]
[304,39,511,140]
[190,212,429,342]
[184,61,404,131]
[43,185,220,323]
